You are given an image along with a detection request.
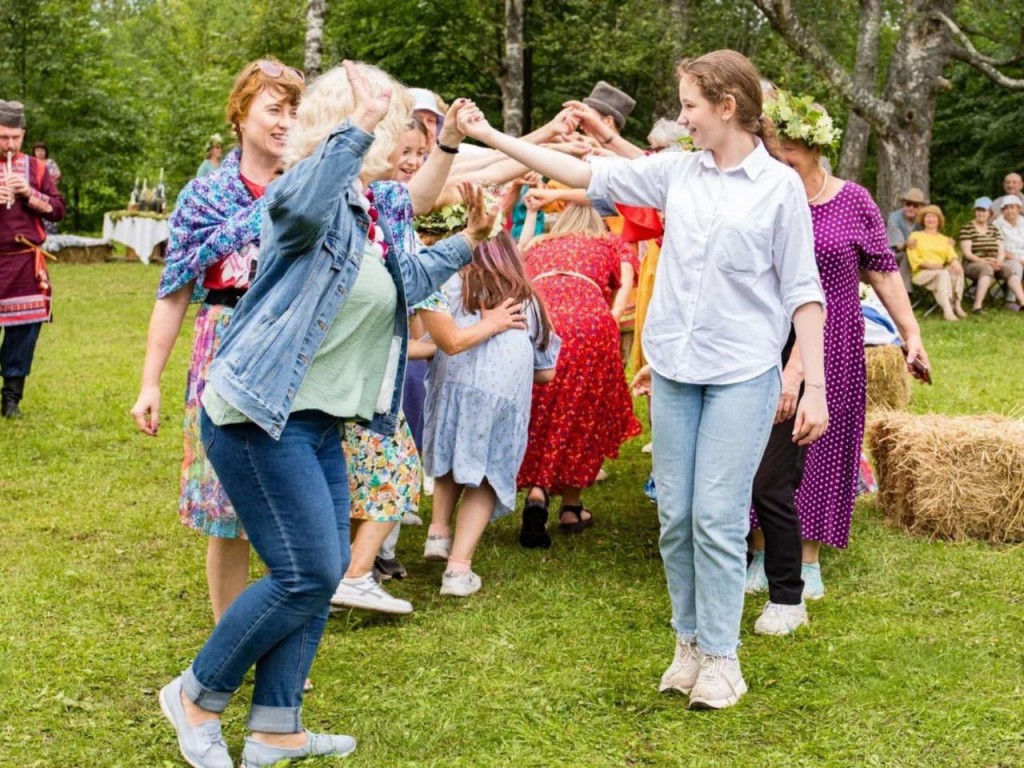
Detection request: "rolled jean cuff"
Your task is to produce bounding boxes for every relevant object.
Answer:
[697,642,740,660]
[248,704,303,734]
[182,665,234,713]
[671,621,697,645]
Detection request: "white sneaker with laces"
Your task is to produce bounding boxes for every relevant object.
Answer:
[440,569,482,596]
[659,640,703,694]
[329,573,413,615]
[688,655,747,710]
[754,601,807,636]
[423,534,452,561]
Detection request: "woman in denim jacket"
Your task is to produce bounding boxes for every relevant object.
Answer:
[157,61,496,768]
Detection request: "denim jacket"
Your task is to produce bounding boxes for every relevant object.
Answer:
[207,121,473,439]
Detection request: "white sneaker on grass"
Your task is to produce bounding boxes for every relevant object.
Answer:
[802,562,825,600]
[423,534,452,561]
[440,569,482,596]
[744,551,768,594]
[688,655,748,710]
[401,511,423,526]
[754,601,807,636]
[329,573,413,615]
[659,640,703,695]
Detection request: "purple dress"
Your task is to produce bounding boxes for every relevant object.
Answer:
[796,181,897,547]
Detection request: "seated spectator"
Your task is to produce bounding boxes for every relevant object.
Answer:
[959,196,1016,313]
[907,204,965,321]
[992,173,1023,220]
[994,194,1024,310]
[886,187,926,292]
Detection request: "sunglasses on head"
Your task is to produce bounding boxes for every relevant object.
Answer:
[256,60,305,82]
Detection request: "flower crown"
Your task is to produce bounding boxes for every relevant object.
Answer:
[764,91,842,151]
[413,191,505,238]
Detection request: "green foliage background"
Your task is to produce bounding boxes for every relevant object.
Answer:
[0,0,1020,231]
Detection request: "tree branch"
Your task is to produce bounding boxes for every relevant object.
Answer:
[930,11,1024,89]
[750,0,895,131]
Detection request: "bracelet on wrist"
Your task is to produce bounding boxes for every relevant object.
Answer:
[437,139,460,155]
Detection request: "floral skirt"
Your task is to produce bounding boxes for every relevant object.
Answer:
[343,415,421,523]
[178,304,246,539]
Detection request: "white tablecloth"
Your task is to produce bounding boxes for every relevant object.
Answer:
[102,214,170,264]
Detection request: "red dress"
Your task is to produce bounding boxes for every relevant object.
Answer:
[518,233,642,492]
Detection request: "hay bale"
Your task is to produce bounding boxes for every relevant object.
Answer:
[865,344,912,411]
[53,244,115,264]
[868,412,1024,543]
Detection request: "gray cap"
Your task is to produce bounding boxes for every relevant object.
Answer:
[583,81,636,131]
[0,100,25,129]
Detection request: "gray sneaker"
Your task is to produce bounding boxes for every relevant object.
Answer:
[158,676,232,768]
[754,601,808,636]
[440,569,482,596]
[330,573,413,615]
[239,731,356,767]
[659,639,703,695]
[423,534,452,561]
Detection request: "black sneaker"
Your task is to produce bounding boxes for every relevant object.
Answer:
[374,555,407,581]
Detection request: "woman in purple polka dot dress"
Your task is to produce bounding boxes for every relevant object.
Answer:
[746,94,930,633]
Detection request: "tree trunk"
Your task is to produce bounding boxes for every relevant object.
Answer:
[304,0,326,79]
[837,0,881,181]
[501,0,525,136]
[872,0,954,210]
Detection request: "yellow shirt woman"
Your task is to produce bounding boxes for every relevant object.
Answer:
[907,231,957,273]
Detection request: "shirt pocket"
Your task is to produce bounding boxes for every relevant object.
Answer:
[716,220,773,278]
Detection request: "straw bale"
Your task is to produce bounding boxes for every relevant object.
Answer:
[865,344,912,412]
[868,412,1024,543]
[55,244,114,264]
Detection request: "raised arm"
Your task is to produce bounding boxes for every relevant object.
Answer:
[407,99,471,215]
[457,104,594,189]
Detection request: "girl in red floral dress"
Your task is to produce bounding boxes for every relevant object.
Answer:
[517,203,642,547]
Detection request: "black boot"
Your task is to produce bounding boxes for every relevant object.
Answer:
[1,376,25,418]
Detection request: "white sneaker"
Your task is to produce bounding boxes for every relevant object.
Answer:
[754,601,808,636]
[423,534,452,561]
[401,511,423,526]
[329,573,413,615]
[440,569,482,597]
[744,551,768,594]
[688,655,748,710]
[659,640,703,695]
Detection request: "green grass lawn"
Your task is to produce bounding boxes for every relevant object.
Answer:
[1,263,1023,767]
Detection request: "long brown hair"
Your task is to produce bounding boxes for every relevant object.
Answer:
[677,50,783,162]
[462,230,554,350]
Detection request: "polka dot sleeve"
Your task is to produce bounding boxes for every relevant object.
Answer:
[854,183,898,273]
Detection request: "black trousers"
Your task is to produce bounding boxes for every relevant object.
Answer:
[751,414,806,605]
[0,322,42,378]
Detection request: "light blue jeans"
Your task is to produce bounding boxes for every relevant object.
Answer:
[651,367,779,658]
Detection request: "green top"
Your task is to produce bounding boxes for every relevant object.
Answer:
[203,250,398,426]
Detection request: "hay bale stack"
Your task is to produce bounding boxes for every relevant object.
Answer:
[868,412,1024,543]
[54,244,114,264]
[865,344,912,411]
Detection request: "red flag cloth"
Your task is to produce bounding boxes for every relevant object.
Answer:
[616,204,664,243]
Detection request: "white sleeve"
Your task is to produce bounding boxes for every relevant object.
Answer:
[773,179,825,317]
[586,153,681,210]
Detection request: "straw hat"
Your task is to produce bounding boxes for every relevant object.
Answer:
[916,204,945,230]
[901,187,926,204]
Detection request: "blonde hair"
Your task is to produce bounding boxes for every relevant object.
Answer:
[524,203,608,251]
[677,50,782,162]
[283,62,413,179]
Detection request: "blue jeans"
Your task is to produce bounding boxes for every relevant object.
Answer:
[651,367,779,658]
[187,408,350,733]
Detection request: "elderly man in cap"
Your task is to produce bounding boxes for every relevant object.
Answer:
[0,100,64,418]
[886,187,926,292]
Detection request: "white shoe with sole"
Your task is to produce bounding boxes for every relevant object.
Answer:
[688,655,747,710]
[659,640,703,695]
[754,601,807,636]
[440,569,482,596]
[423,534,452,561]
[329,573,413,615]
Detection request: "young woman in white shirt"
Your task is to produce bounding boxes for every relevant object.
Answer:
[456,49,828,710]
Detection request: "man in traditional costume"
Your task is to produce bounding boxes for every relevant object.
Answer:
[0,100,64,418]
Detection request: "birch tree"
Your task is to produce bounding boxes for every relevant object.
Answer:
[305,0,326,78]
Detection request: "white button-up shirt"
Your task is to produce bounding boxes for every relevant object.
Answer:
[588,141,824,385]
